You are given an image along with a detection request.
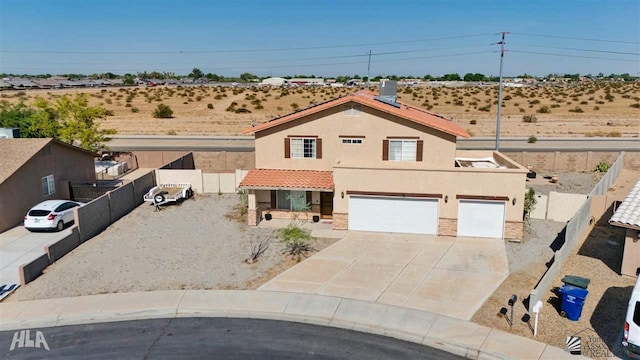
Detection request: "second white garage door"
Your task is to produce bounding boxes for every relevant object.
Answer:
[457,200,505,239]
[348,196,438,235]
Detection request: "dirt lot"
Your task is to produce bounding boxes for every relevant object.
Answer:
[6,194,336,302]
[1,82,638,138]
[472,169,640,359]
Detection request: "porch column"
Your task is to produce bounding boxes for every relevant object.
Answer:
[247,191,260,226]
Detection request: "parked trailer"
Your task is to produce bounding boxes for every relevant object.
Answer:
[143,184,194,206]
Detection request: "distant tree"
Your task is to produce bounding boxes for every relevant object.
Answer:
[147,71,163,79]
[335,75,350,83]
[352,74,361,79]
[137,71,149,80]
[240,72,258,82]
[163,71,175,80]
[423,74,434,81]
[463,73,486,82]
[441,73,461,81]
[205,73,220,81]
[123,74,135,86]
[189,68,204,80]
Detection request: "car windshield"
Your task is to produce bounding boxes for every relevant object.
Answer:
[28,210,51,217]
[634,302,640,326]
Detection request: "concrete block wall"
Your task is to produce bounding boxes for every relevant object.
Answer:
[45,227,81,263]
[108,183,136,223]
[76,195,111,242]
[133,171,156,206]
[503,151,639,172]
[193,151,255,171]
[19,254,50,286]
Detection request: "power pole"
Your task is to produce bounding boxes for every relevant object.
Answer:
[495,32,509,151]
[366,50,372,86]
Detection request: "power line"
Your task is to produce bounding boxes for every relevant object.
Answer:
[510,32,639,45]
[518,44,639,56]
[510,50,639,62]
[0,34,494,55]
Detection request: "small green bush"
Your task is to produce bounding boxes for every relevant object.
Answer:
[568,106,584,113]
[469,119,477,125]
[528,135,537,143]
[152,104,173,118]
[593,161,610,173]
[522,114,537,123]
[207,103,214,109]
[536,105,550,114]
[131,106,139,113]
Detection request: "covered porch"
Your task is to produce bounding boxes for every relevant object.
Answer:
[239,169,335,226]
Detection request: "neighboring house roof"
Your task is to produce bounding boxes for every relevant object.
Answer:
[610,178,640,230]
[239,169,334,191]
[0,138,94,185]
[244,90,470,138]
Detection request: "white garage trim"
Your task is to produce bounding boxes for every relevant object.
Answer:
[348,196,439,234]
[457,200,506,239]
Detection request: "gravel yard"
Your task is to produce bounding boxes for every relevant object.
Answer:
[473,169,639,359]
[7,194,336,302]
[526,170,602,196]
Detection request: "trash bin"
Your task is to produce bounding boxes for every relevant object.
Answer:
[559,285,589,321]
[561,275,590,289]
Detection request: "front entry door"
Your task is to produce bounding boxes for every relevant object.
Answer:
[320,192,334,219]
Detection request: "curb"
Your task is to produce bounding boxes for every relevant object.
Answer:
[0,290,584,360]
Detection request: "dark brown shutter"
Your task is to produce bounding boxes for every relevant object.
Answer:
[306,191,312,205]
[284,138,290,158]
[416,140,423,162]
[382,140,389,161]
[270,190,276,208]
[316,138,322,159]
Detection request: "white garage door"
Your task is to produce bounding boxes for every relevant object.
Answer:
[457,200,505,239]
[348,196,438,234]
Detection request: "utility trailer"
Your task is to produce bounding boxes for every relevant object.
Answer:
[143,183,194,207]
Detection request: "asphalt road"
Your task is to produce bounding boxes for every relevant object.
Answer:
[0,318,463,360]
[107,135,639,152]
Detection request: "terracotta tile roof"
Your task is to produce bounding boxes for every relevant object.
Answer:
[0,138,52,185]
[244,90,470,138]
[610,178,640,230]
[239,169,334,190]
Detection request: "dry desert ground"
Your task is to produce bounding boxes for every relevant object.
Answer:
[1,81,639,138]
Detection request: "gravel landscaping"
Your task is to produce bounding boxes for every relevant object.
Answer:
[7,194,336,302]
[473,169,639,359]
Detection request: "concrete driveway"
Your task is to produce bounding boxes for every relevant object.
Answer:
[259,232,508,320]
[0,226,72,299]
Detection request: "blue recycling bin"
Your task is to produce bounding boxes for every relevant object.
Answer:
[559,285,589,321]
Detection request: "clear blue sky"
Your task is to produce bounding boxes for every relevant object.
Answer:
[1,0,638,77]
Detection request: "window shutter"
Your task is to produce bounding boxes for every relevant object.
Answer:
[416,140,423,162]
[306,191,312,205]
[382,140,389,161]
[284,138,290,159]
[270,190,276,208]
[316,138,322,159]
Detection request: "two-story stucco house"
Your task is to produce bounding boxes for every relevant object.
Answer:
[240,83,528,239]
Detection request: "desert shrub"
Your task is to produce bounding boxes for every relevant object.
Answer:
[522,114,537,123]
[167,129,177,135]
[593,161,610,173]
[580,101,588,105]
[469,119,477,125]
[152,104,173,118]
[528,135,537,143]
[568,106,584,113]
[105,98,112,104]
[478,105,491,112]
[276,106,283,111]
[529,99,540,105]
[207,103,214,109]
[629,103,640,109]
[609,131,621,137]
[130,107,139,113]
[593,106,600,110]
[536,105,550,113]
[519,108,525,113]
[196,95,203,101]
[105,109,115,116]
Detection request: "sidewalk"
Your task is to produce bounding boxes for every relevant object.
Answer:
[0,290,586,359]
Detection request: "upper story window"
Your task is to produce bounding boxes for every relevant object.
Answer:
[42,174,55,196]
[285,136,322,159]
[383,138,423,162]
[341,138,363,144]
[390,140,416,161]
[343,105,361,116]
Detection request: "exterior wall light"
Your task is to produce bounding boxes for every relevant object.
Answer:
[512,197,517,206]
[444,195,448,203]
[341,191,344,199]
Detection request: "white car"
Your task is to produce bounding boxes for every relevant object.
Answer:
[24,200,84,232]
[623,276,640,359]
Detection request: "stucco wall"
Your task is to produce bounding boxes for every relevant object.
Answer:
[0,141,95,233]
[333,166,526,223]
[622,229,640,277]
[156,169,204,194]
[254,102,457,171]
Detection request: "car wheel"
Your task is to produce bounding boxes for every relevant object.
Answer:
[56,221,64,231]
[154,194,165,203]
